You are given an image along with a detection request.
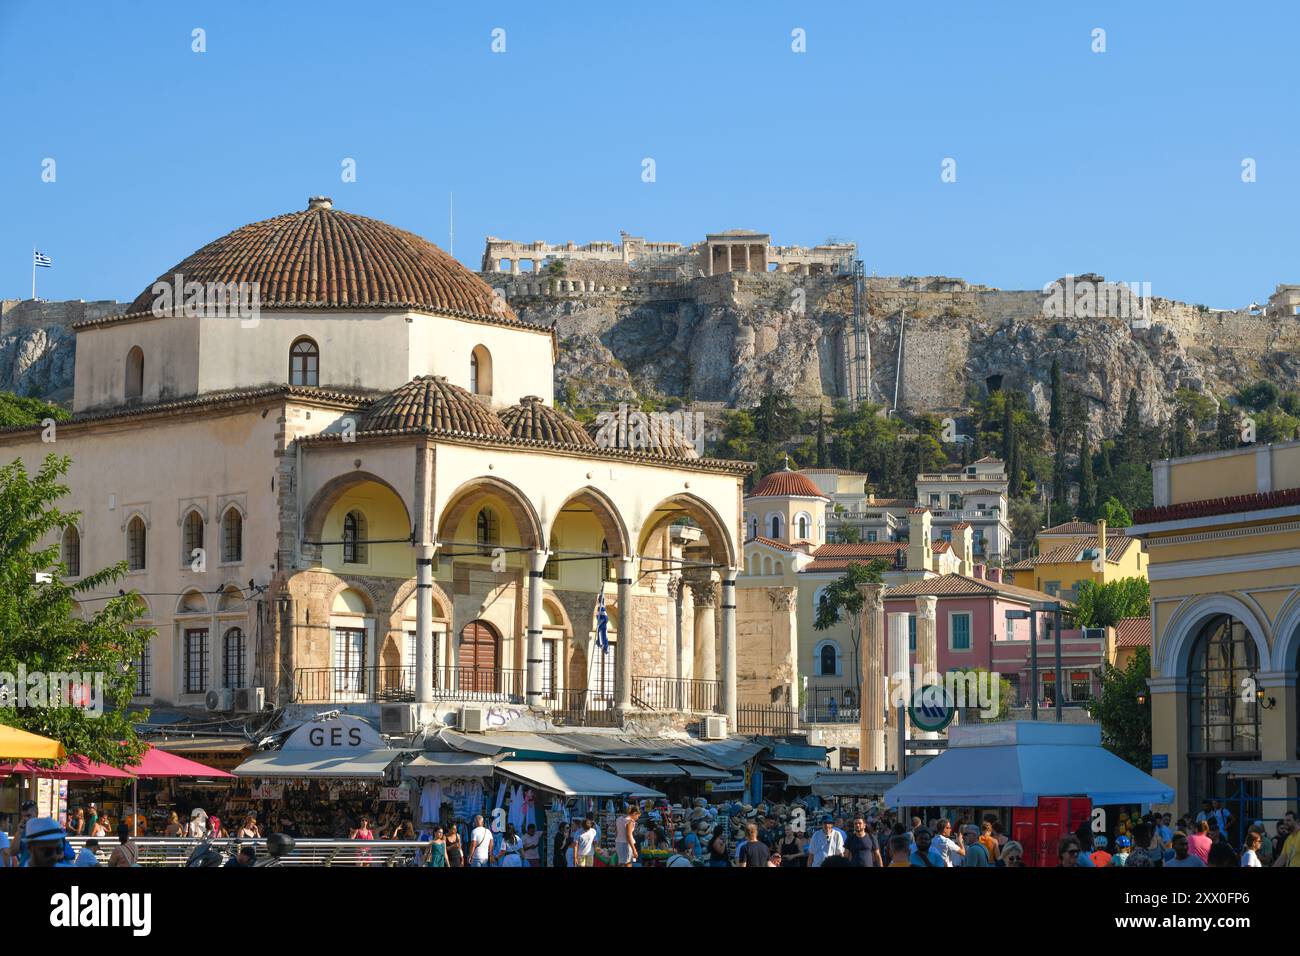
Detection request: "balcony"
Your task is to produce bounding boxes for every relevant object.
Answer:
[292,666,526,705]
[631,676,722,713]
[927,508,1002,521]
[917,473,1007,483]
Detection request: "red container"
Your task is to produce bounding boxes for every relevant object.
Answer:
[1011,796,1091,867]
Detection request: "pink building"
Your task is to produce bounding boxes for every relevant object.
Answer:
[883,567,1105,707]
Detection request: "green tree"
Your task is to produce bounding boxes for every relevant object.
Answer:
[1073,577,1150,629]
[0,454,151,765]
[1077,436,1096,521]
[1086,646,1153,771]
[753,392,800,447]
[954,668,1013,722]
[1215,400,1239,451]
[1048,358,1063,438]
[815,406,827,468]
[0,393,70,428]
[1096,496,1132,528]
[1238,380,1279,412]
[812,560,888,683]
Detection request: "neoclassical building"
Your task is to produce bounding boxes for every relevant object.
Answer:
[1129,440,1300,816]
[0,199,750,731]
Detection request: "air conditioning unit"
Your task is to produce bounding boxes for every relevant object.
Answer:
[701,715,728,740]
[204,689,233,712]
[381,703,420,735]
[233,687,266,713]
[460,705,487,733]
[1082,627,1106,641]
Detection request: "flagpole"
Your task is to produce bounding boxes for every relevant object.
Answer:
[32,246,36,301]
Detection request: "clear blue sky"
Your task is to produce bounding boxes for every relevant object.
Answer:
[1,0,1295,308]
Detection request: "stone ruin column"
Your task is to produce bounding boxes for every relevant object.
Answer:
[857,582,886,771]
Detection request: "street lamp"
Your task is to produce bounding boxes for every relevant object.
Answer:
[1005,609,1033,717]
[1251,674,1276,709]
[1030,600,1065,722]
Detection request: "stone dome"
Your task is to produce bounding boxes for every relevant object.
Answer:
[126,197,517,323]
[582,415,701,460]
[746,462,827,498]
[361,376,510,437]
[497,396,596,447]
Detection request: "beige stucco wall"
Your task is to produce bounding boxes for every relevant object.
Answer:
[73,316,201,411]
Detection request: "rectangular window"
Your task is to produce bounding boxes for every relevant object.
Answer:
[866,530,877,543]
[134,641,151,698]
[928,494,940,506]
[184,628,209,694]
[1070,671,1092,703]
[948,493,961,510]
[950,613,971,651]
[908,614,916,652]
[840,747,860,769]
[222,629,245,689]
[941,530,952,542]
[1045,581,1060,597]
[541,640,557,698]
[334,627,366,694]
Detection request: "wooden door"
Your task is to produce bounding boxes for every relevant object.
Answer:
[459,620,499,694]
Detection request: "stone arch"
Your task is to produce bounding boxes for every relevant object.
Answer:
[551,486,632,557]
[637,492,738,569]
[176,589,208,615]
[1158,594,1271,680]
[216,584,245,612]
[125,345,144,400]
[325,578,380,617]
[437,476,543,549]
[302,471,414,546]
[390,578,452,623]
[543,592,574,633]
[1268,590,1300,673]
[568,641,588,693]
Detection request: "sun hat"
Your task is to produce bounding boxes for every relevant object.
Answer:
[24,817,67,843]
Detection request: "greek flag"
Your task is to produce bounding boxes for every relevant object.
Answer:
[33,251,52,268]
[595,592,609,654]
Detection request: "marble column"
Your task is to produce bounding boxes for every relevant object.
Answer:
[856,582,886,771]
[690,579,717,683]
[888,612,911,773]
[720,571,738,731]
[415,544,436,704]
[915,595,940,748]
[526,549,548,710]
[666,576,681,684]
[615,557,636,710]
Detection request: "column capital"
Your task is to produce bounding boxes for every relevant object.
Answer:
[916,594,937,620]
[856,582,885,608]
[528,548,549,574]
[689,579,718,608]
[1147,675,1189,694]
[766,586,797,611]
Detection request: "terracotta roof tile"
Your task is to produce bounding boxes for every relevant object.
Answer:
[884,572,1072,606]
[745,535,799,553]
[951,522,972,530]
[118,199,518,324]
[1133,487,1300,524]
[1114,616,1152,648]
[1040,521,1099,535]
[498,396,595,447]
[747,469,828,499]
[1024,535,1135,566]
[360,376,509,438]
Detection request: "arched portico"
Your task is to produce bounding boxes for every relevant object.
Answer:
[1157,594,1271,680]
[436,476,544,551]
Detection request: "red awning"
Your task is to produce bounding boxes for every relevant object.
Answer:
[0,756,133,780]
[126,744,235,779]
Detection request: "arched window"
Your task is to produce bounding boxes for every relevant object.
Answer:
[290,337,319,386]
[221,507,243,563]
[770,514,782,539]
[125,346,144,401]
[343,510,367,564]
[1187,614,1261,811]
[470,345,493,397]
[476,507,499,547]
[222,627,246,689]
[774,560,784,574]
[183,510,204,562]
[61,526,80,577]
[748,516,758,539]
[127,516,147,571]
[796,513,810,540]
[816,640,841,677]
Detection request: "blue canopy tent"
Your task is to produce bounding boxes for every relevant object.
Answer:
[884,722,1173,808]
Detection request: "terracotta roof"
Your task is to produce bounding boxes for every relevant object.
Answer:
[745,535,799,553]
[932,541,951,553]
[907,507,929,515]
[1024,535,1135,566]
[582,416,700,461]
[1133,487,1300,525]
[116,199,519,324]
[1114,616,1152,649]
[951,522,971,530]
[747,468,828,499]
[862,498,913,507]
[1040,521,1099,536]
[0,384,369,438]
[1003,559,1034,571]
[360,376,509,438]
[884,572,1072,606]
[972,457,1003,465]
[803,557,901,573]
[498,396,595,447]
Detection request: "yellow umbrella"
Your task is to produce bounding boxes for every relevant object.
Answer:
[0,724,67,760]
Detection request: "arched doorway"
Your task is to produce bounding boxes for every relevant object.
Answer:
[459,619,501,695]
[1187,614,1261,819]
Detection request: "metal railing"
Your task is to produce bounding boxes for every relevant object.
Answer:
[551,688,619,727]
[65,836,431,867]
[736,704,800,736]
[292,666,526,704]
[631,676,722,713]
[801,685,861,723]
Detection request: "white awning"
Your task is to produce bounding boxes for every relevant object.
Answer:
[402,753,504,780]
[765,761,822,787]
[601,760,685,778]
[233,748,403,779]
[495,760,663,798]
[678,764,733,781]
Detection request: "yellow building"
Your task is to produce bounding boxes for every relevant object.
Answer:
[1128,441,1300,818]
[1004,519,1147,602]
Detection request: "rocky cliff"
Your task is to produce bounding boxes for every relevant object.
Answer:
[7,269,1300,441]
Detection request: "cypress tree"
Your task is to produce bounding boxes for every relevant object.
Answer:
[1216,401,1238,451]
[1079,434,1096,520]
[1049,358,1063,439]
[816,406,827,467]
